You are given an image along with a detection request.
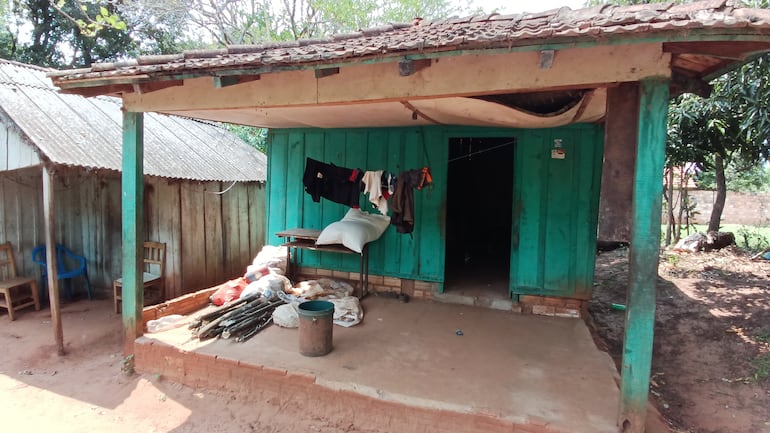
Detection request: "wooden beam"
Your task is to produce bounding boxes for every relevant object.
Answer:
[59,84,134,97]
[314,68,339,79]
[663,41,770,59]
[121,110,144,356]
[619,77,669,433]
[123,44,671,113]
[670,70,712,98]
[398,59,431,76]
[213,75,261,88]
[132,80,184,94]
[598,82,640,243]
[539,50,555,69]
[42,165,64,356]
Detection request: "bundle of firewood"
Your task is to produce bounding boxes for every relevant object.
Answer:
[188,295,285,342]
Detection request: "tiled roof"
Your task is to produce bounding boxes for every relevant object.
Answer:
[1,59,266,182]
[49,0,770,83]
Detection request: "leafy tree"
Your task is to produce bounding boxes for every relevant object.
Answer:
[696,162,770,193]
[1,0,197,67]
[121,0,458,46]
[49,0,127,36]
[7,0,135,67]
[277,0,457,39]
[226,124,268,153]
[0,0,17,59]
[668,54,770,231]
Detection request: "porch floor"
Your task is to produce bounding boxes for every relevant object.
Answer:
[139,297,620,433]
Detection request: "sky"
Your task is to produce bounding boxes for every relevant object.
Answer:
[461,0,588,14]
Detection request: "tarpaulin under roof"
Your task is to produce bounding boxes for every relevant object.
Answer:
[1,59,266,182]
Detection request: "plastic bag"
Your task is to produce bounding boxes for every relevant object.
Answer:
[146,314,186,333]
[239,281,263,300]
[254,246,287,271]
[272,303,299,328]
[328,296,363,327]
[255,274,292,294]
[289,278,354,300]
[210,277,249,306]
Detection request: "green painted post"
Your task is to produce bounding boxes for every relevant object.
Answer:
[121,110,144,356]
[619,78,669,433]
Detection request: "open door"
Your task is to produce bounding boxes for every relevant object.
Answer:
[444,136,515,298]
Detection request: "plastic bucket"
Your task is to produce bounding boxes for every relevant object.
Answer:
[297,300,335,357]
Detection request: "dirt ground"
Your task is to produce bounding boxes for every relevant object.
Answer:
[0,300,394,433]
[1,247,768,433]
[590,246,770,433]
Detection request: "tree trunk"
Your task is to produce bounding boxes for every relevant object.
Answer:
[665,167,674,245]
[708,154,727,232]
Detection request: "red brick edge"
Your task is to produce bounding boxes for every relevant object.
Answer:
[135,338,567,433]
[142,287,217,329]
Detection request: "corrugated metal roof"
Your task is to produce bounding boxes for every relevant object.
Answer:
[48,0,770,84]
[0,59,266,182]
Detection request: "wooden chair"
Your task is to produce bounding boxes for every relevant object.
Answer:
[113,242,166,314]
[0,242,40,321]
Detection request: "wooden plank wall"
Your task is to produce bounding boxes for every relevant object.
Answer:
[510,127,604,299]
[268,125,603,297]
[0,166,266,299]
[267,127,448,282]
[0,120,41,172]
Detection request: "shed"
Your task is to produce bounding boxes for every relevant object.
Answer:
[1,59,267,304]
[47,1,770,431]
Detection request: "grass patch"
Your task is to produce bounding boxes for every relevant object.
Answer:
[662,224,770,251]
[751,353,770,381]
[755,329,770,344]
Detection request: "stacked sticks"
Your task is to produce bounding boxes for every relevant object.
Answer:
[189,295,284,342]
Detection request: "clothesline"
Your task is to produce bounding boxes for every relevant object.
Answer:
[302,157,433,235]
[447,140,515,163]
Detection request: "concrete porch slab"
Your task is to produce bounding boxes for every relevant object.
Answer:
[137,297,620,433]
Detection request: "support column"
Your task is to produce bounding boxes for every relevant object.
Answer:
[42,165,64,356]
[598,82,640,243]
[121,110,144,356]
[618,78,669,433]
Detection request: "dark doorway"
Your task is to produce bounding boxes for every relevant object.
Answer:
[444,137,515,297]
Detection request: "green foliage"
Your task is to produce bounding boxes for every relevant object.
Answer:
[696,163,770,193]
[6,0,136,67]
[272,0,458,41]
[751,353,770,381]
[667,54,770,229]
[754,328,770,344]
[2,0,199,67]
[226,124,268,153]
[52,0,127,36]
[735,226,770,252]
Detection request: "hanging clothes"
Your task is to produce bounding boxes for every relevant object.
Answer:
[302,157,363,208]
[390,167,433,234]
[361,170,389,215]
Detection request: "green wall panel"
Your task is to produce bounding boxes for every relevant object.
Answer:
[510,127,604,299]
[267,124,603,296]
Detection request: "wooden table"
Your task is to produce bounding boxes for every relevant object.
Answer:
[275,228,369,297]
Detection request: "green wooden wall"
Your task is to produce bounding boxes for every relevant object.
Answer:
[510,127,604,300]
[267,124,603,298]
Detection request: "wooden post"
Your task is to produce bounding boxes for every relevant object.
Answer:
[618,78,669,433]
[121,110,144,356]
[42,165,64,355]
[598,82,640,243]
